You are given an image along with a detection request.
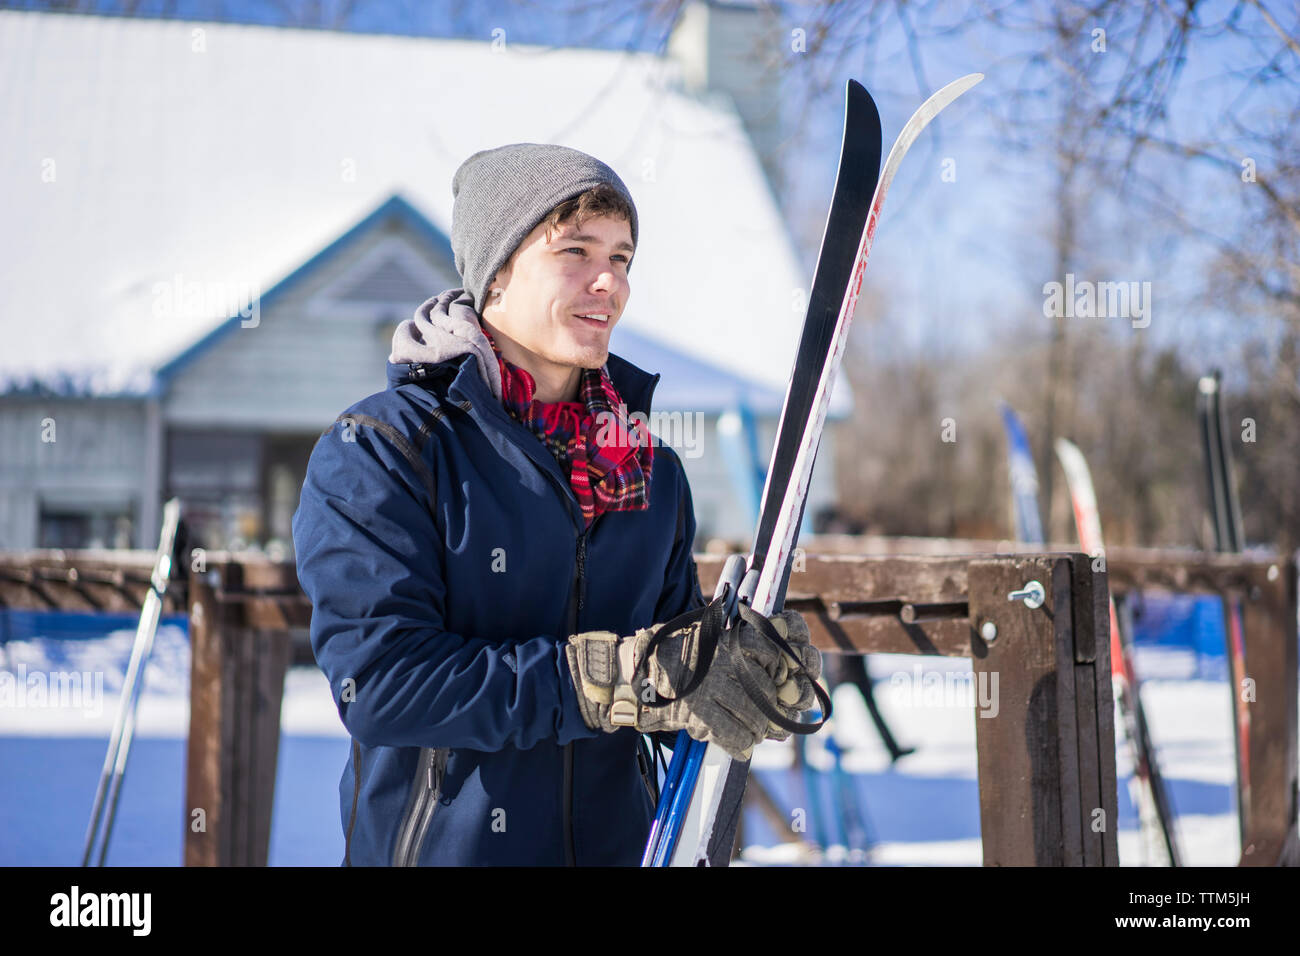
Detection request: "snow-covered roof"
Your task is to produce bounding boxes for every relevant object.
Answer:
[0,10,846,413]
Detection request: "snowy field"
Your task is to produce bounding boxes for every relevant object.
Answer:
[0,620,1271,866]
[741,654,1243,866]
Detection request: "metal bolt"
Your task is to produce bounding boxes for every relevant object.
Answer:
[1007,580,1046,609]
[980,620,998,644]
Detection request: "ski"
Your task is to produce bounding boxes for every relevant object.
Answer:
[644,73,984,867]
[1197,371,1245,552]
[721,399,909,855]
[1196,370,1251,849]
[82,497,183,866]
[1113,590,1182,862]
[998,402,1046,544]
[1055,438,1181,866]
[717,403,765,526]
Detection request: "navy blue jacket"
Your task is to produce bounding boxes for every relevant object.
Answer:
[292,348,705,865]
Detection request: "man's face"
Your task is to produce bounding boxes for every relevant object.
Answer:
[483,213,633,375]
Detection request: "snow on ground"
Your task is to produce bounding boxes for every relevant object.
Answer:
[0,626,1275,866]
[0,626,345,739]
[740,652,1246,865]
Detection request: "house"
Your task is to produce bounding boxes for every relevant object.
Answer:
[0,8,848,552]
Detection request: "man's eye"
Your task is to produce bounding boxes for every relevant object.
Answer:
[564,247,629,265]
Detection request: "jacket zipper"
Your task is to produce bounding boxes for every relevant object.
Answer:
[344,738,362,866]
[423,372,603,868]
[563,527,588,867]
[574,529,588,616]
[468,408,589,867]
[392,747,448,866]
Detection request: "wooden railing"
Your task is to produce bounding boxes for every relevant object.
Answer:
[1,539,1295,866]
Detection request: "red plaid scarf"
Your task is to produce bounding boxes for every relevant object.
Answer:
[482,327,652,526]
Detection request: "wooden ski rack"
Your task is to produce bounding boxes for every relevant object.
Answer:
[0,540,1295,866]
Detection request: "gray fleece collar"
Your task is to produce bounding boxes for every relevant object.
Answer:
[389,288,503,401]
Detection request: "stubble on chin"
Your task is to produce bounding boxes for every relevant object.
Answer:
[534,342,608,374]
[550,334,611,371]
[577,344,610,370]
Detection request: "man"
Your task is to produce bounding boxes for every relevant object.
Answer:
[292,143,821,866]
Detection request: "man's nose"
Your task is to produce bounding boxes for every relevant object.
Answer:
[590,268,620,293]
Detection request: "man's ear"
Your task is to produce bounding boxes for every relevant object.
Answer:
[484,267,508,314]
[491,256,514,290]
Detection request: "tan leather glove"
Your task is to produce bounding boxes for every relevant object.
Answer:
[566,607,823,760]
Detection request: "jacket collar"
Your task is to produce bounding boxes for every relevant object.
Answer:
[387,289,662,418]
[389,353,660,531]
[388,351,661,421]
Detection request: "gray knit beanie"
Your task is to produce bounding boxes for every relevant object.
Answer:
[450,143,639,314]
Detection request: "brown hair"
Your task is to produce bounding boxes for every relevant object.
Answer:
[538,182,635,247]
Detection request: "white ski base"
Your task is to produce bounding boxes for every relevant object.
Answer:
[665,72,985,867]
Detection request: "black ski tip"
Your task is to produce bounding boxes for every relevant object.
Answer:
[845,77,874,103]
[845,78,882,132]
[843,78,882,178]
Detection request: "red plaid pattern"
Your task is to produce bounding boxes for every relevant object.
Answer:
[483,327,652,526]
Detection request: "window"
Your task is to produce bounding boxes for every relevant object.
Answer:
[38,506,134,550]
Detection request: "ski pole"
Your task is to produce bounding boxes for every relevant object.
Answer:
[641,730,690,866]
[651,738,707,866]
[82,499,182,866]
[643,555,746,864]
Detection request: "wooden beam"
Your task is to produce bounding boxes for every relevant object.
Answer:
[183,561,290,866]
[696,553,977,656]
[969,556,1059,865]
[966,555,1117,865]
[0,551,187,615]
[1237,557,1300,866]
[2,543,1289,868]
[184,567,224,867]
[750,535,1283,598]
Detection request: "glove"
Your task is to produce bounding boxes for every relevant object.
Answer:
[565,606,823,760]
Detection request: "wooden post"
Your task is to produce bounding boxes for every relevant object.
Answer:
[1237,555,1300,865]
[184,566,223,866]
[967,554,1118,865]
[184,560,291,866]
